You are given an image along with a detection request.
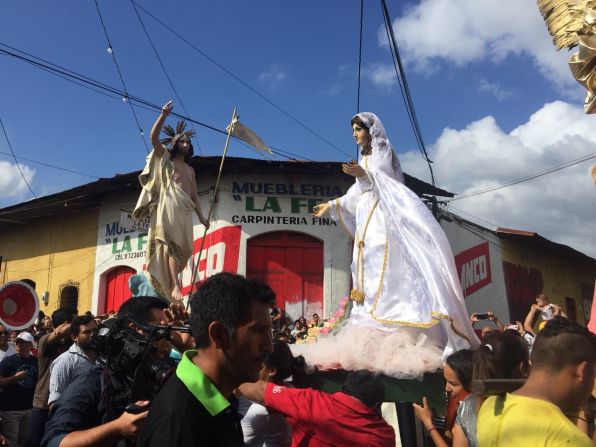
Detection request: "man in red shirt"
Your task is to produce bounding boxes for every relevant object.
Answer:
[239,370,395,447]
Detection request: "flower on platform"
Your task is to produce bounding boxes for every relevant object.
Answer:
[329,317,337,325]
[320,327,330,334]
[339,296,349,306]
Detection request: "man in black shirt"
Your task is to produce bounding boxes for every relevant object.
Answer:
[136,272,275,447]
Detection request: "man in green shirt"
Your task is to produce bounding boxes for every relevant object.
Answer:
[137,272,275,447]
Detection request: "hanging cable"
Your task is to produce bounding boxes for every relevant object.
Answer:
[128,0,202,155]
[0,44,342,173]
[379,0,436,185]
[130,1,352,160]
[0,150,100,179]
[446,153,595,202]
[356,0,364,115]
[0,117,36,198]
[93,0,149,152]
[355,0,364,161]
[0,43,383,183]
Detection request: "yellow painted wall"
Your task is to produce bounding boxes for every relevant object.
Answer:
[500,239,595,326]
[0,209,99,315]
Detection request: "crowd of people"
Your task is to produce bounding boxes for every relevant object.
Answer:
[0,279,594,447]
[271,311,326,344]
[412,296,595,447]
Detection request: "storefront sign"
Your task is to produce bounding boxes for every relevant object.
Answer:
[180,225,242,295]
[455,242,492,297]
[119,210,150,232]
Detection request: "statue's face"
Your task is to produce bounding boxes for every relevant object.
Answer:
[177,136,191,154]
[352,123,370,147]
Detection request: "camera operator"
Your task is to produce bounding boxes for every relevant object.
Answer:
[41,296,190,447]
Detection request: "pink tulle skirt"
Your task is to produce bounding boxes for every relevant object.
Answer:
[291,320,445,380]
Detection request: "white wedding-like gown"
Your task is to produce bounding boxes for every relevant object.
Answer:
[297,113,479,379]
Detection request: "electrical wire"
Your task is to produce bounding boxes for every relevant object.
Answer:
[130,1,353,160]
[446,153,595,202]
[128,0,202,155]
[356,0,364,161]
[0,43,345,178]
[379,0,436,186]
[357,0,364,116]
[0,117,36,198]
[0,150,100,179]
[93,0,149,153]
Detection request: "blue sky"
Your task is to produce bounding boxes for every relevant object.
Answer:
[1,0,595,256]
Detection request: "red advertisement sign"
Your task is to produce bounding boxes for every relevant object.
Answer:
[454,241,492,298]
[180,225,242,296]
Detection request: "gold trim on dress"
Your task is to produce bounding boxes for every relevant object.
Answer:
[351,199,379,305]
[368,236,470,333]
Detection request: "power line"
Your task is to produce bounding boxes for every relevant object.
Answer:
[0,43,366,183]
[356,0,364,161]
[447,204,501,229]
[447,153,595,202]
[379,0,436,186]
[0,150,100,179]
[0,117,37,198]
[93,0,149,153]
[0,43,335,168]
[131,1,353,160]
[128,0,202,155]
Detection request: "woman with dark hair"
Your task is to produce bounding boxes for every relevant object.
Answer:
[240,342,302,447]
[308,113,479,378]
[414,349,475,447]
[417,332,529,447]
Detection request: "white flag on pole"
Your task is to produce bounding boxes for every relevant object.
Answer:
[226,117,272,155]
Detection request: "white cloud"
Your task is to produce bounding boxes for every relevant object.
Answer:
[325,65,353,96]
[400,101,596,257]
[0,160,35,199]
[257,64,287,91]
[381,0,577,91]
[364,62,397,90]
[477,79,512,101]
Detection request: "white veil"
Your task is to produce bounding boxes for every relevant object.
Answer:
[354,112,405,184]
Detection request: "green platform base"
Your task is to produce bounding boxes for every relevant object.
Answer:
[293,369,446,413]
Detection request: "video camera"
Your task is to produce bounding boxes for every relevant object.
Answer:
[90,316,191,414]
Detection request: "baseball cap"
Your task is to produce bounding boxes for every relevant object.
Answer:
[16,332,34,343]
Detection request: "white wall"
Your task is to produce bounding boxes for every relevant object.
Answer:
[440,215,510,328]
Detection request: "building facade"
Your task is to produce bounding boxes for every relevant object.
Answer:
[1,157,593,328]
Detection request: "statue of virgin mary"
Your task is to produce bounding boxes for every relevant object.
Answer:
[306,112,480,379]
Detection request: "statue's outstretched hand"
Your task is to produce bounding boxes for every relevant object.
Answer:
[161,100,173,117]
[342,161,365,178]
[312,203,330,217]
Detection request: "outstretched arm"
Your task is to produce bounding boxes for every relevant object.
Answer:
[237,380,267,404]
[151,101,173,157]
[58,404,148,447]
[524,305,538,335]
[413,397,452,447]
